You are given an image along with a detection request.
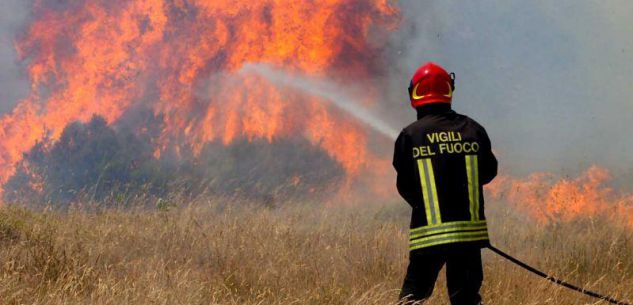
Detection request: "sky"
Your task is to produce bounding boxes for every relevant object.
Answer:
[1,0,632,177]
[385,0,633,175]
[0,0,29,113]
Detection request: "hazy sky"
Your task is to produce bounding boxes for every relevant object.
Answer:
[387,1,633,175]
[1,1,632,176]
[0,0,29,113]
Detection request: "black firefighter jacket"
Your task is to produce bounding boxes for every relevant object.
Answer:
[393,104,498,254]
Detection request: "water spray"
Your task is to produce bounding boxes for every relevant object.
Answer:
[240,63,400,140]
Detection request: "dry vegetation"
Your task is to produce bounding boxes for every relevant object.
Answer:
[0,197,632,305]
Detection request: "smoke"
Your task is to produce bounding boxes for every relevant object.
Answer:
[386,1,633,176]
[0,0,29,114]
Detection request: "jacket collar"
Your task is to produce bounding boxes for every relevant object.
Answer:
[416,103,453,120]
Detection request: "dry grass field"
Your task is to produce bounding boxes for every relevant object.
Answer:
[1,197,632,305]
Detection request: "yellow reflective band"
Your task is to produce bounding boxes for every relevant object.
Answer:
[409,221,488,240]
[466,155,474,219]
[409,230,489,251]
[410,230,488,247]
[417,159,434,225]
[409,220,487,234]
[473,155,480,220]
[410,234,489,251]
[466,155,480,221]
[425,158,441,224]
[410,229,488,247]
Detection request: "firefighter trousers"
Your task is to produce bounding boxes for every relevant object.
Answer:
[399,247,483,305]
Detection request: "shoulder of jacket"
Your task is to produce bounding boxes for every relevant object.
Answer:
[402,116,438,134]
[401,120,420,135]
[459,114,487,132]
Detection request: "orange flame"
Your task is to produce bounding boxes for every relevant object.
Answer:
[0,0,400,195]
[486,166,633,229]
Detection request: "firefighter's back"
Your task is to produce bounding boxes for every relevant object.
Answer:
[398,110,497,254]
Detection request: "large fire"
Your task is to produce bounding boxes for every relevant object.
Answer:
[0,0,399,195]
[487,166,633,229]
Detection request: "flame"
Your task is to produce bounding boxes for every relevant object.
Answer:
[0,0,400,195]
[487,166,633,229]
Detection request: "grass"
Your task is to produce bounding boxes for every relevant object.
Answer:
[0,197,631,305]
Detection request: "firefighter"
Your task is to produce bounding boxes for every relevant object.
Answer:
[394,62,498,305]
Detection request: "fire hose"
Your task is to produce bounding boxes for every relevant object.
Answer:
[487,245,631,305]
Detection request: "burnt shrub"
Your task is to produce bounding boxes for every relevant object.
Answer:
[3,115,344,206]
[188,138,344,203]
[4,115,168,205]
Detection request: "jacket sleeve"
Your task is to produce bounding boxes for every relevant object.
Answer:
[393,130,419,207]
[479,128,498,185]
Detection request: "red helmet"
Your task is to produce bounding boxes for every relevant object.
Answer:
[408,62,455,108]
